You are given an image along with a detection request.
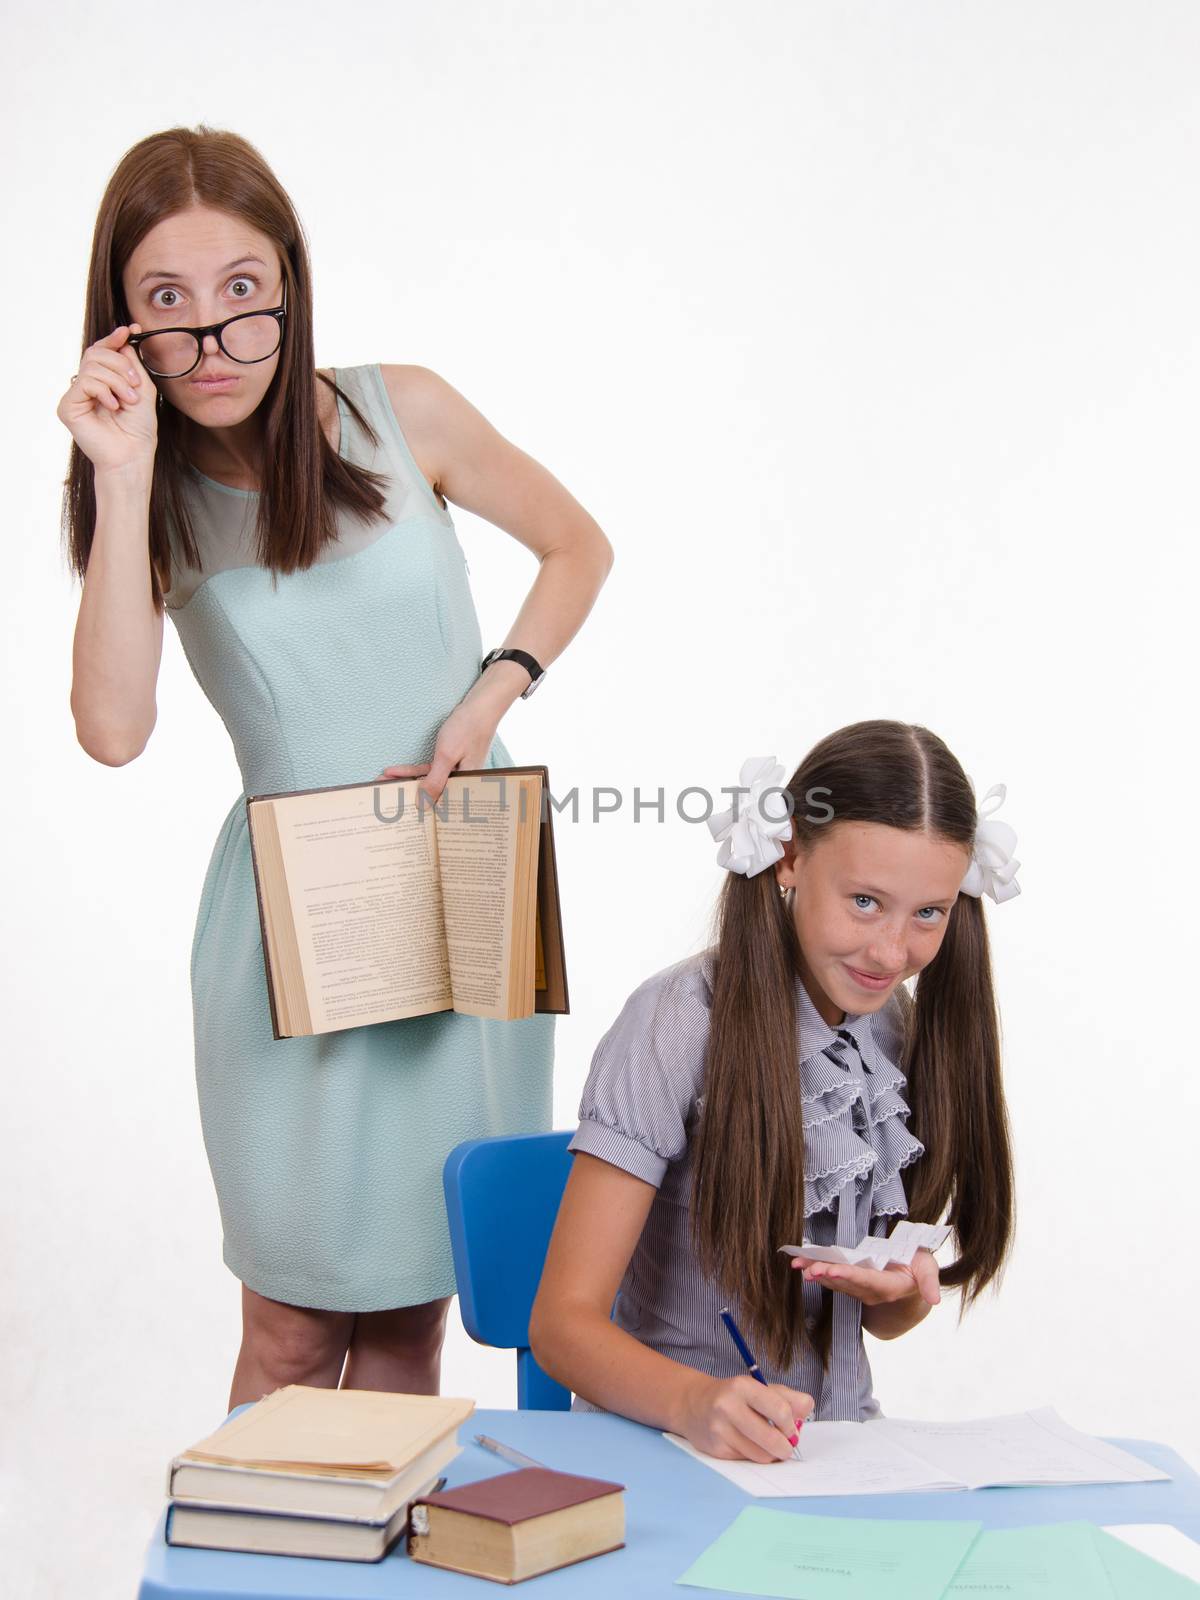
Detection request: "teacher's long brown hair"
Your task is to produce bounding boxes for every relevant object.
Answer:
[62,123,392,612]
[690,720,1015,1373]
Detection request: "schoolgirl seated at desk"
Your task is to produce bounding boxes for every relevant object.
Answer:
[530,720,1020,1464]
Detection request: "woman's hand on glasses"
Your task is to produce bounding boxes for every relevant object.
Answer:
[57,324,159,477]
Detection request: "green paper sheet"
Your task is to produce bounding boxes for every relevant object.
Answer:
[675,1506,982,1600]
[1092,1527,1200,1597]
[945,1522,1114,1596]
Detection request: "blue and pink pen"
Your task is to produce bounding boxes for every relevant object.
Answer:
[719,1307,804,1460]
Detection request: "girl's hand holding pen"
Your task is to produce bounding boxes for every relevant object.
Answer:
[713,1304,810,1461]
[57,323,158,473]
[678,1373,813,1464]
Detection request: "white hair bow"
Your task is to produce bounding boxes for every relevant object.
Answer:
[960,782,1021,904]
[707,756,793,877]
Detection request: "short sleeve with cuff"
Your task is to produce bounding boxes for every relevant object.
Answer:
[568,954,713,1187]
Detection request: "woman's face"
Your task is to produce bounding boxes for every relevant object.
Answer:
[776,820,971,1026]
[120,204,285,427]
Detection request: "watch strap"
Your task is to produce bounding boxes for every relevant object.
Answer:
[481,647,546,698]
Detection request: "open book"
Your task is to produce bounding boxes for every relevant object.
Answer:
[246,766,568,1039]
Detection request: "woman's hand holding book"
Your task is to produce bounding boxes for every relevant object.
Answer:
[376,696,505,803]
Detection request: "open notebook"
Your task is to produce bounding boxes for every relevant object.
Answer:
[666,1407,1171,1498]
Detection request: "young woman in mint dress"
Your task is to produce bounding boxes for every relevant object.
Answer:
[59,125,612,1409]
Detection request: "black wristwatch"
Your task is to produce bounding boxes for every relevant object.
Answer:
[480,647,547,699]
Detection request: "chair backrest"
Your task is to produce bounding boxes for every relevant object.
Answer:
[443,1131,574,1410]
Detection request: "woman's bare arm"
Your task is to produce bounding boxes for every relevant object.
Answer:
[379,365,614,758]
[70,460,164,765]
[60,326,163,766]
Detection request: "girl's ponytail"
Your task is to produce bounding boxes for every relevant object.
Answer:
[692,864,809,1372]
[904,892,1015,1305]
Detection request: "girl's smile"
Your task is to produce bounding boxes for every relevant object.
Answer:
[843,963,900,993]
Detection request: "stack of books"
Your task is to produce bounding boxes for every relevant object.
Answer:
[164,1385,475,1562]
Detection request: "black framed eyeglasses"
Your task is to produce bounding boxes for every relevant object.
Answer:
[127,281,288,379]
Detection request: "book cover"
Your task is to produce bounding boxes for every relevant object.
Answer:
[176,1385,474,1479]
[414,1467,625,1525]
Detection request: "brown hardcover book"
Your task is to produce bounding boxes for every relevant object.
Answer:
[408,1467,626,1584]
[245,766,569,1039]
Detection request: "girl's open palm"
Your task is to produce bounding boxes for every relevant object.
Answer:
[57,323,158,473]
[790,1247,942,1308]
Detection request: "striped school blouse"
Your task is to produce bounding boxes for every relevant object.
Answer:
[567,949,925,1421]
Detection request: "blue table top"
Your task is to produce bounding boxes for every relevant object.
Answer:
[138,1409,1200,1599]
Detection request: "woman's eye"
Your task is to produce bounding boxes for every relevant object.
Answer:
[149,276,256,312]
[915,906,943,922]
[853,894,877,911]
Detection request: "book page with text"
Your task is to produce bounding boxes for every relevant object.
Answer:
[436,775,522,1019]
[269,782,452,1033]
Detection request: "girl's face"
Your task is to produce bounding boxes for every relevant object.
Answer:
[120,204,285,428]
[776,821,971,1026]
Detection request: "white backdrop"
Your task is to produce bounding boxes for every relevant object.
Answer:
[4,3,1198,1596]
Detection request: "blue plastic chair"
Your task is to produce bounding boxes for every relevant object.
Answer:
[443,1130,575,1410]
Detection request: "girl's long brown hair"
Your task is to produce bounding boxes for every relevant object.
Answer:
[691,720,1015,1371]
[62,124,392,611]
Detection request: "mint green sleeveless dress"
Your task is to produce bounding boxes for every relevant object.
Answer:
[164,364,555,1312]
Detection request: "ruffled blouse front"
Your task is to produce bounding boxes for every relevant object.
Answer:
[568,951,926,1421]
[799,980,923,1226]
[795,977,925,1417]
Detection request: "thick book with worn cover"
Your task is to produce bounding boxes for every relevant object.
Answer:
[165,1470,442,1562]
[407,1467,625,1584]
[173,1385,474,1482]
[168,1427,462,1519]
[245,765,568,1038]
